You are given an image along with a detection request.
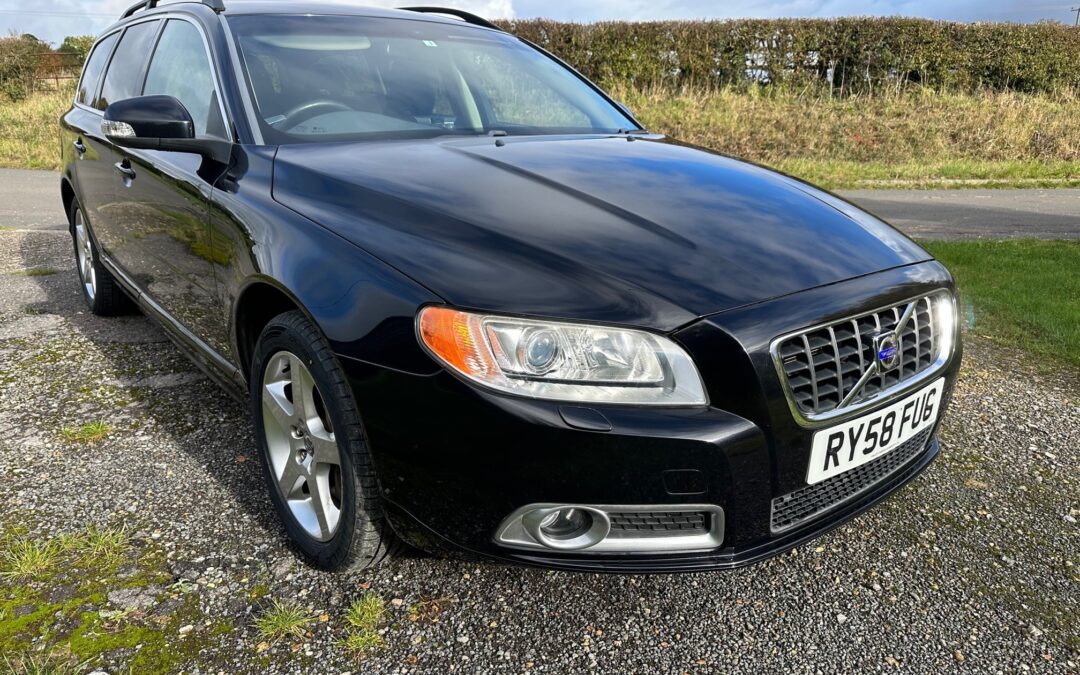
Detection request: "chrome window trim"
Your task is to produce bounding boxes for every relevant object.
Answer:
[219,15,264,145]
[494,503,725,554]
[770,290,958,429]
[97,16,165,114]
[73,29,122,116]
[143,14,235,142]
[74,13,234,141]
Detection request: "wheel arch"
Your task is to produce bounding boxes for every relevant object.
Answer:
[232,276,323,383]
[60,177,76,230]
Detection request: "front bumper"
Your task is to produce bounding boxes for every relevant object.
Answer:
[341,261,962,572]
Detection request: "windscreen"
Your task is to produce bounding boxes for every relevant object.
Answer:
[227,14,637,142]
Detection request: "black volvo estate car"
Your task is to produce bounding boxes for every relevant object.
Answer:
[60,0,961,572]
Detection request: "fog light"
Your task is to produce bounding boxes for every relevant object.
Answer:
[521,505,610,550]
[539,508,590,540]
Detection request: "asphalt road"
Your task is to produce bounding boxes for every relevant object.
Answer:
[3,168,1078,239]
[842,188,1080,240]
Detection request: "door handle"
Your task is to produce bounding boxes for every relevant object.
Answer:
[73,139,87,156]
[113,161,136,181]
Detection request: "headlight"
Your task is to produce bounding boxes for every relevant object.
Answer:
[417,307,708,406]
[934,291,957,359]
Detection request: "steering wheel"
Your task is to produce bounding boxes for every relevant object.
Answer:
[277,100,353,129]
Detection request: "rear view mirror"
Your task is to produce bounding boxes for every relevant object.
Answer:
[103,95,230,163]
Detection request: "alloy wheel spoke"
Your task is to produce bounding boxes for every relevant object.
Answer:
[310,431,340,467]
[306,470,333,539]
[277,456,304,497]
[289,354,318,425]
[262,382,295,432]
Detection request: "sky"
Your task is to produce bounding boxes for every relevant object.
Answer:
[1,0,1076,48]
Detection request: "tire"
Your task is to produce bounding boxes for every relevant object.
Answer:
[69,199,134,316]
[250,310,400,571]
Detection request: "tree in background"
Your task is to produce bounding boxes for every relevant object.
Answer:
[0,34,44,101]
[59,35,95,63]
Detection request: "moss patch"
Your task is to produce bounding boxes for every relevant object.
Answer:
[8,267,60,277]
[0,526,214,673]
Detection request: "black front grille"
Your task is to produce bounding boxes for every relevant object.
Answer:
[770,428,933,532]
[607,511,709,538]
[778,294,941,416]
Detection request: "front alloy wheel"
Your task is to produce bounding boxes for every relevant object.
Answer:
[262,351,343,541]
[251,311,399,570]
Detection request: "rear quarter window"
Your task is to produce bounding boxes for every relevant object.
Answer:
[76,32,118,108]
[97,19,161,111]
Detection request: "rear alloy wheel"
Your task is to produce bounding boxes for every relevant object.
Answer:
[251,311,399,570]
[69,200,134,316]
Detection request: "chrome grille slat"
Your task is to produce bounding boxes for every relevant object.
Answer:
[775,292,948,420]
[801,333,818,411]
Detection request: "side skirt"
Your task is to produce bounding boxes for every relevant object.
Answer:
[100,255,248,402]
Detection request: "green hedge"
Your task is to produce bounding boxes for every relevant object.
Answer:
[497,18,1080,95]
[0,36,44,101]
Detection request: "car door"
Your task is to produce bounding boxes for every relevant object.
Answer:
[90,18,162,272]
[107,16,233,357]
[60,31,119,230]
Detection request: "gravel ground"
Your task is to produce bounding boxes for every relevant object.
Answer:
[0,227,1077,674]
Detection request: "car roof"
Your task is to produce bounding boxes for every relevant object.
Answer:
[107,1,500,32]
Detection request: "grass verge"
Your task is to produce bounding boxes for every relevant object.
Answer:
[923,239,1080,370]
[0,87,70,171]
[615,86,1080,189]
[4,85,1080,188]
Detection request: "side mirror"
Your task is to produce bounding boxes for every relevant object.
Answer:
[103,95,231,163]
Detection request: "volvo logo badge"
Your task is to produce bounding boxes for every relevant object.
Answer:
[875,333,900,370]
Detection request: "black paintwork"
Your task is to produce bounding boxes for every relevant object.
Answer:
[59,2,961,572]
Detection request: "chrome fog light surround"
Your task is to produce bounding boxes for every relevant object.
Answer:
[495,503,725,553]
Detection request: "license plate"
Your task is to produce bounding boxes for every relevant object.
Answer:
[807,378,944,485]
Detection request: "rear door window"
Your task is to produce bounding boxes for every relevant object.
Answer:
[76,32,118,108]
[143,19,226,138]
[97,19,161,110]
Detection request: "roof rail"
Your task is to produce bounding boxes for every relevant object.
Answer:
[120,0,225,20]
[399,6,503,31]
